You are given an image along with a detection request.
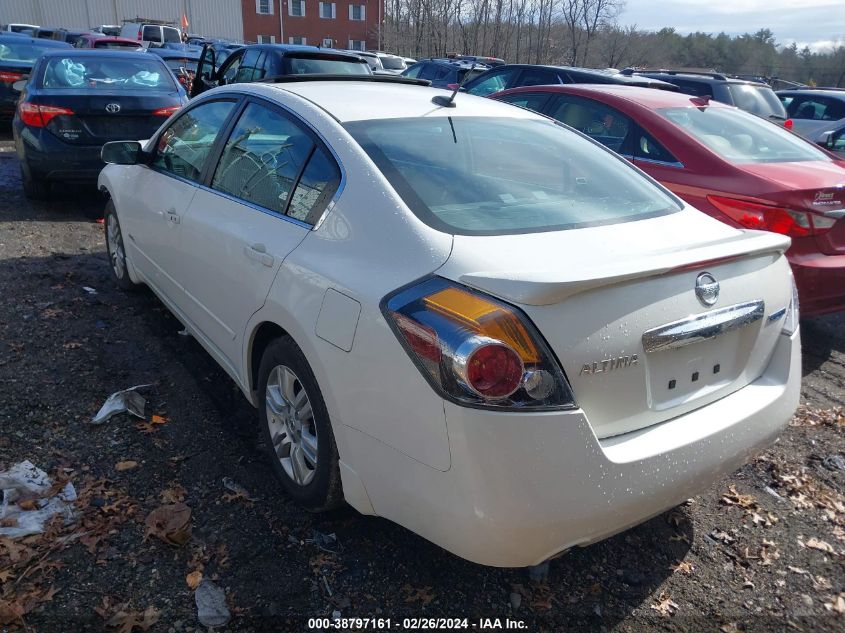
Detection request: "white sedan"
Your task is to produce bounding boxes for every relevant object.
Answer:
[98,78,801,567]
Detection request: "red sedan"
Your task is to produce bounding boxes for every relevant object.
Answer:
[491,84,845,316]
[74,35,142,50]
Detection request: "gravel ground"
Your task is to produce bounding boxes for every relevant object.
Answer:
[0,129,843,632]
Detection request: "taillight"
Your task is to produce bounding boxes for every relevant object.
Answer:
[137,28,143,41]
[383,278,574,409]
[152,106,181,117]
[0,71,23,83]
[707,195,833,237]
[18,103,74,128]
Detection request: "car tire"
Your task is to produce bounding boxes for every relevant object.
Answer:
[104,200,136,291]
[20,165,50,200]
[258,336,343,512]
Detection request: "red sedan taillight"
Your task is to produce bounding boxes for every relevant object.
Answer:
[707,195,836,238]
[152,106,181,117]
[0,71,24,84]
[18,103,74,128]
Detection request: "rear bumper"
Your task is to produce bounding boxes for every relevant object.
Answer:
[351,329,800,567]
[17,127,105,183]
[790,251,845,317]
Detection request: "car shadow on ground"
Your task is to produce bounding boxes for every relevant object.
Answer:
[800,313,845,377]
[0,247,693,629]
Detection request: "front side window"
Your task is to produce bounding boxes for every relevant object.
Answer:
[153,100,237,182]
[319,2,336,18]
[402,63,422,78]
[220,52,242,84]
[289,0,305,17]
[346,117,681,235]
[831,128,845,153]
[517,68,561,88]
[235,48,262,82]
[466,68,519,96]
[547,96,631,153]
[40,56,176,90]
[788,96,845,121]
[349,4,365,20]
[660,105,830,164]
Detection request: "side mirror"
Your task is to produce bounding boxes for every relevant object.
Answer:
[11,77,28,92]
[102,141,146,165]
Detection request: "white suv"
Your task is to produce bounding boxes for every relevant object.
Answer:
[98,78,800,567]
[120,21,181,47]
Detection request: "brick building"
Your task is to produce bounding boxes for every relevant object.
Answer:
[241,0,383,50]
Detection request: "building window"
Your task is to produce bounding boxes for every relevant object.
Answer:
[289,36,307,45]
[349,4,365,20]
[255,0,273,14]
[322,37,333,48]
[257,34,276,43]
[289,0,305,17]
[348,39,366,51]
[319,2,336,19]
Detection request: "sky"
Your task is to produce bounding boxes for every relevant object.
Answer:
[621,0,845,52]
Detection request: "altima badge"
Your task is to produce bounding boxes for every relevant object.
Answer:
[580,355,638,376]
[105,103,121,113]
[695,272,719,306]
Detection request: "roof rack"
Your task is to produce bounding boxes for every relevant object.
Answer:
[121,16,176,26]
[267,74,432,87]
[621,68,728,81]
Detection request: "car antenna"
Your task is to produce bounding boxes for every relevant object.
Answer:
[431,62,476,108]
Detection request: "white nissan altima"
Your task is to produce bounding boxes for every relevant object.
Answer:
[98,77,801,567]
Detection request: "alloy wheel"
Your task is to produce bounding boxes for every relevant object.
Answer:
[265,364,318,486]
[106,213,126,280]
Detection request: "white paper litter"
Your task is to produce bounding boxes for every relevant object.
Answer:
[90,384,152,425]
[195,579,231,628]
[0,460,77,539]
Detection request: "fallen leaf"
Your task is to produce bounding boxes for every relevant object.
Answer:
[106,605,160,633]
[823,594,845,615]
[0,599,25,626]
[115,461,138,472]
[63,341,83,349]
[721,485,756,509]
[151,414,168,424]
[650,592,679,617]
[144,503,191,546]
[160,483,187,504]
[0,537,27,563]
[670,560,695,575]
[805,537,835,554]
[186,570,203,590]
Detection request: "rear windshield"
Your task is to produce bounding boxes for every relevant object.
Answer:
[286,56,370,75]
[162,28,182,44]
[659,106,829,164]
[380,56,405,70]
[0,40,63,63]
[345,117,681,235]
[40,56,176,90]
[727,84,787,119]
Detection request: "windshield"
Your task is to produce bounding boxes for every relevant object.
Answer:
[286,56,370,75]
[40,56,176,90]
[380,56,405,70]
[727,84,787,119]
[95,41,140,50]
[345,117,681,235]
[659,106,830,164]
[0,40,62,63]
[459,67,487,83]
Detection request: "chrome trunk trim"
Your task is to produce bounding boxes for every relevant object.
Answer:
[642,300,765,353]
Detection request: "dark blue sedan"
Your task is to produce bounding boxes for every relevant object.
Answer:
[12,49,187,198]
[0,34,72,120]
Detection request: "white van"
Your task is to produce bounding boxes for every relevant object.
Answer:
[120,21,181,47]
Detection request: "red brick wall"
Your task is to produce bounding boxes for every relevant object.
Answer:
[241,0,382,50]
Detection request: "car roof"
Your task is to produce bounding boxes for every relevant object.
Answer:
[229,80,545,123]
[633,70,767,86]
[0,35,71,47]
[501,83,734,110]
[424,58,488,69]
[776,88,845,98]
[233,43,362,58]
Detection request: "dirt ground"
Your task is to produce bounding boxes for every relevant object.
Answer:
[0,129,843,632]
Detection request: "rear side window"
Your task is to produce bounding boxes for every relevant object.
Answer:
[402,63,422,78]
[153,100,237,182]
[635,131,679,165]
[235,48,262,82]
[547,96,632,153]
[669,79,714,98]
[142,26,160,42]
[517,68,561,87]
[466,68,519,96]
[788,96,845,121]
[346,116,680,235]
[211,101,340,223]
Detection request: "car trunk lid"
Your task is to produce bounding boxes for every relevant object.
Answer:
[30,90,179,144]
[439,209,793,438]
[738,160,845,255]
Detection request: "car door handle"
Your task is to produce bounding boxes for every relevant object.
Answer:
[244,243,275,267]
[165,209,180,225]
